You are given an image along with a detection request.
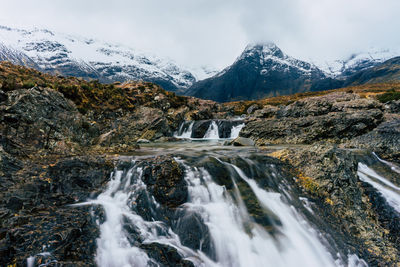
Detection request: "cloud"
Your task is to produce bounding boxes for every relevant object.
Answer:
[0,0,399,69]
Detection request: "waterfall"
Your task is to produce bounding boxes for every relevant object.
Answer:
[230,123,245,139]
[174,120,245,139]
[175,121,194,139]
[203,121,219,139]
[357,162,400,213]
[182,160,338,267]
[372,152,400,174]
[78,153,367,266]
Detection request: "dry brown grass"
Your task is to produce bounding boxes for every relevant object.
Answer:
[224,82,400,114]
[0,61,189,114]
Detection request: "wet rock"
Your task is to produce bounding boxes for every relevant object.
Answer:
[345,119,400,162]
[0,155,114,266]
[137,138,150,143]
[6,196,24,211]
[141,157,188,208]
[173,210,215,260]
[200,156,234,189]
[216,120,244,138]
[268,144,400,264]
[0,90,6,102]
[235,180,282,234]
[46,156,114,202]
[191,121,211,138]
[140,242,195,267]
[231,137,255,146]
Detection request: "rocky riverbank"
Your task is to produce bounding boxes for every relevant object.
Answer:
[1,63,400,266]
[241,91,400,162]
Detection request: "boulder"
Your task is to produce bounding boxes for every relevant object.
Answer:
[140,157,188,208]
[231,137,255,146]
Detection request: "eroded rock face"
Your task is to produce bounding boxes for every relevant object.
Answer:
[241,92,385,145]
[345,119,400,162]
[0,87,98,155]
[0,155,113,266]
[268,144,400,264]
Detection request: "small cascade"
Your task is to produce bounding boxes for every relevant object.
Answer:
[79,154,367,266]
[174,119,245,139]
[203,121,219,139]
[358,162,400,213]
[175,121,194,138]
[230,123,245,139]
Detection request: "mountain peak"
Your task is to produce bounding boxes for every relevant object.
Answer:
[241,42,284,59]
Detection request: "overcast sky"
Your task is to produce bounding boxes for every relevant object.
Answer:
[0,0,399,69]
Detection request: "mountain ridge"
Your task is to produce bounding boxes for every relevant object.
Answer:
[1,25,399,101]
[185,43,335,102]
[0,25,212,92]
[186,42,400,102]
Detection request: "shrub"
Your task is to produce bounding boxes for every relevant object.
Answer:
[377,90,400,103]
[22,80,36,89]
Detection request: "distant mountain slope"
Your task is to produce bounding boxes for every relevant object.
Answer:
[317,49,400,78]
[344,57,400,86]
[0,25,202,92]
[186,43,340,102]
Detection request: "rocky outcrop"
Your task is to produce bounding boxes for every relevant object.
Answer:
[241,92,385,145]
[1,87,98,155]
[268,144,399,264]
[0,154,113,266]
[345,118,400,162]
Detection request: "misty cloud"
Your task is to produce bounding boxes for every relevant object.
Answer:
[0,0,399,69]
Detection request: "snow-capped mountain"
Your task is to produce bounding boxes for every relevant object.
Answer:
[0,25,205,92]
[186,43,337,102]
[316,48,400,78]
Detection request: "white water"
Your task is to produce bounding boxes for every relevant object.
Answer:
[230,123,245,139]
[76,156,367,266]
[357,162,400,213]
[217,162,339,267]
[203,121,220,139]
[175,121,194,139]
[373,152,400,175]
[76,163,210,267]
[27,256,35,267]
[174,120,244,140]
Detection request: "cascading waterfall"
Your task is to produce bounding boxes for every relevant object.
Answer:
[174,120,244,139]
[78,151,367,267]
[203,121,219,139]
[182,160,338,267]
[230,123,245,139]
[357,162,400,213]
[175,121,194,139]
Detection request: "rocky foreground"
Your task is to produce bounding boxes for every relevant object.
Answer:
[1,62,400,266]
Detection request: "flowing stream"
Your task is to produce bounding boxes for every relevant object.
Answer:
[174,120,245,139]
[75,140,371,267]
[358,158,400,213]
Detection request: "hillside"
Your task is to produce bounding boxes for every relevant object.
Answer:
[0,25,202,92]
